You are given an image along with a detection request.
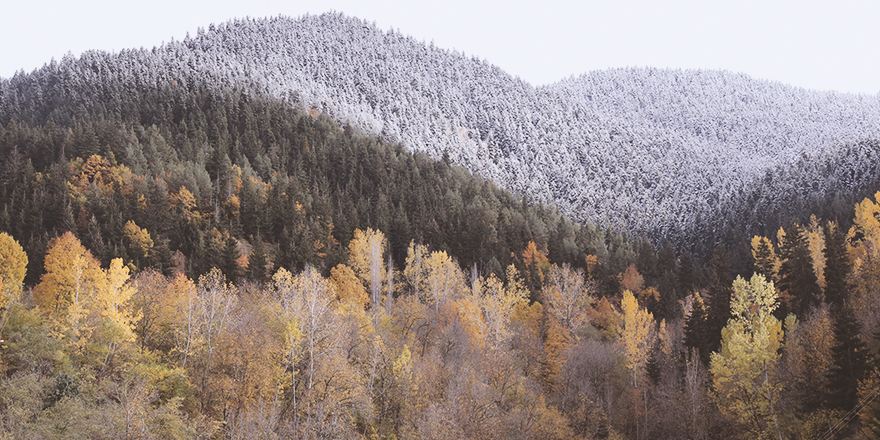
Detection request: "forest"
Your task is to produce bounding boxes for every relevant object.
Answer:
[1,13,880,438]
[3,12,879,258]
[0,80,879,438]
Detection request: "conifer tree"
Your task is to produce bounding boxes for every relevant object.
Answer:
[221,236,241,284]
[776,223,821,317]
[677,249,697,296]
[822,221,849,309]
[750,235,778,282]
[705,245,733,355]
[684,292,710,365]
[246,235,269,284]
[824,305,869,413]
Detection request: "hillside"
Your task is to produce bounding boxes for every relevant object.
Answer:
[2,12,879,252]
[4,12,880,439]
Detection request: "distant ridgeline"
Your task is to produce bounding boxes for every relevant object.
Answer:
[0,78,661,299]
[2,12,880,265]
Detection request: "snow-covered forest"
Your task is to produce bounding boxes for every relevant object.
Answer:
[2,12,878,252]
[4,12,880,439]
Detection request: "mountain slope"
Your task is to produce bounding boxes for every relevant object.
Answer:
[2,12,879,251]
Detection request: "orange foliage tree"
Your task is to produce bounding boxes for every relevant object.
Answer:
[0,232,27,310]
[33,232,103,340]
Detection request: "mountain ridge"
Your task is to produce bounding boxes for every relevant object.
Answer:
[2,12,878,252]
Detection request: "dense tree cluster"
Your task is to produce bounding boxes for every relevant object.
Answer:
[1,189,879,438]
[1,13,879,437]
[1,13,878,259]
[0,86,642,289]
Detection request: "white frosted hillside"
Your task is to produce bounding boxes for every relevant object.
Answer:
[2,12,879,247]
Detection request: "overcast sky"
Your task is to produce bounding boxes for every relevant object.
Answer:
[2,0,878,95]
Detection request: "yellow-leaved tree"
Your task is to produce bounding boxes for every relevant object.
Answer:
[330,263,369,309]
[522,241,550,292]
[849,192,880,348]
[123,220,154,266]
[620,290,656,388]
[852,191,880,244]
[0,232,27,310]
[93,258,138,342]
[404,241,430,299]
[348,228,386,311]
[710,273,784,440]
[33,232,103,342]
[750,235,779,282]
[271,267,305,398]
[479,265,529,350]
[425,250,467,313]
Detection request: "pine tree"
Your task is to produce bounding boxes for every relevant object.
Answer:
[684,292,711,365]
[247,235,269,284]
[677,249,697,295]
[221,236,241,284]
[822,221,849,309]
[705,245,733,355]
[777,223,821,317]
[750,235,778,282]
[150,237,176,277]
[825,305,869,412]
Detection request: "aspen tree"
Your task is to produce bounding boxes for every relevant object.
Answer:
[620,290,655,388]
[710,274,784,440]
[348,228,386,310]
[0,232,27,310]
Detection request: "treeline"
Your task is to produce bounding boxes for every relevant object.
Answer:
[2,190,880,438]
[1,73,879,437]
[5,13,880,264]
[0,85,649,291]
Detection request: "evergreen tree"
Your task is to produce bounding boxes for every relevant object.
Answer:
[705,245,733,355]
[684,292,711,365]
[825,305,869,413]
[656,242,680,322]
[776,223,821,317]
[246,235,269,284]
[677,249,697,297]
[823,221,850,309]
[151,237,176,277]
[221,236,240,284]
[750,235,778,282]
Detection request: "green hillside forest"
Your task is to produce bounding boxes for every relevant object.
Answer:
[0,81,879,438]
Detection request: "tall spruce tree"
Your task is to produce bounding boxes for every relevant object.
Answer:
[684,292,711,365]
[221,236,241,284]
[825,306,869,413]
[776,223,821,318]
[247,234,269,284]
[751,236,778,282]
[705,245,734,355]
[823,221,849,309]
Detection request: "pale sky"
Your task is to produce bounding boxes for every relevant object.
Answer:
[2,0,879,95]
